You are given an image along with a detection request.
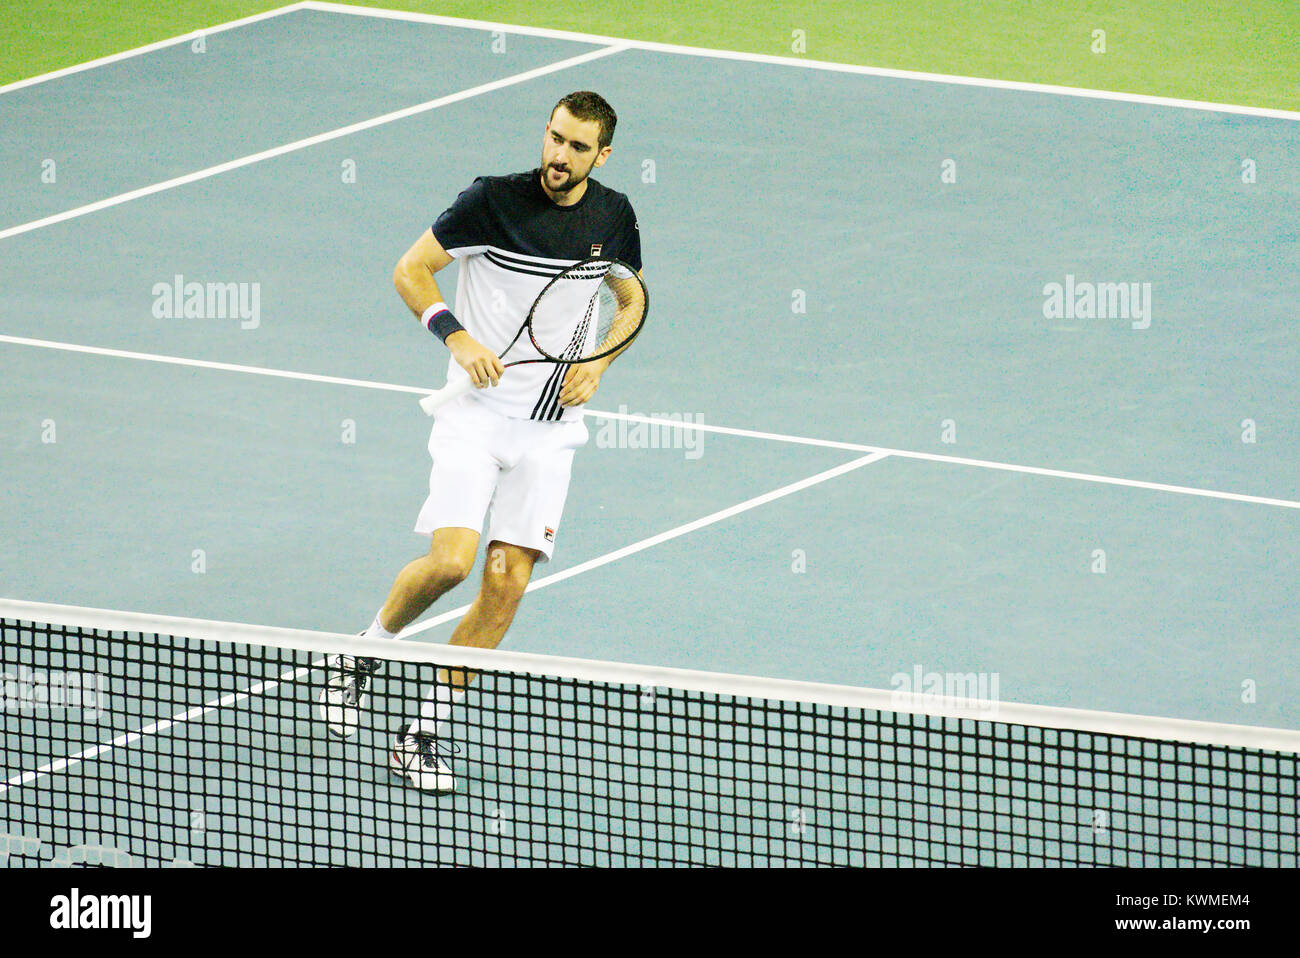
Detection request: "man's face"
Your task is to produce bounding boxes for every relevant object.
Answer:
[541,106,611,194]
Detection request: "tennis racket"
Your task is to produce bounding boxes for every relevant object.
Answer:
[418,257,648,415]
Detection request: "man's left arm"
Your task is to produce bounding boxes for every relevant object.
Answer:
[557,269,644,407]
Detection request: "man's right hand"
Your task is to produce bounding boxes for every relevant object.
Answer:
[446,331,505,388]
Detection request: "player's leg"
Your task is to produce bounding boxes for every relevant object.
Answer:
[391,541,540,792]
[450,541,539,649]
[439,539,541,686]
[448,414,588,667]
[394,417,587,791]
[319,398,502,738]
[374,527,479,635]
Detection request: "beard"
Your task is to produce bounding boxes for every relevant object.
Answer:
[540,159,589,194]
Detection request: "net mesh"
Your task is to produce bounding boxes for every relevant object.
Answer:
[528,259,646,363]
[2,610,1297,867]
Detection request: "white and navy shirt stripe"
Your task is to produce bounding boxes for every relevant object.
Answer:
[431,170,642,422]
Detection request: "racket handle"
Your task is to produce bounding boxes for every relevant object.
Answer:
[418,378,475,415]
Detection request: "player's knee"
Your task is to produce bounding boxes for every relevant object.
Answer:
[426,553,473,589]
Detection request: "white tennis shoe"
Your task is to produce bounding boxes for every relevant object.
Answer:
[390,723,457,793]
[316,654,382,737]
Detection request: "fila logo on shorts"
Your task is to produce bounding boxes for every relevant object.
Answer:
[590,244,602,256]
[544,527,556,542]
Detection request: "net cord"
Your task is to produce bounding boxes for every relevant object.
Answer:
[2,598,1297,754]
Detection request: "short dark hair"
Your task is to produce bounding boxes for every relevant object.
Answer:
[551,91,617,149]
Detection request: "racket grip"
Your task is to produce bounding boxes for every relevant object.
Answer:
[418,378,475,415]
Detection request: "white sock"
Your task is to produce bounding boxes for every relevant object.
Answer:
[363,611,398,640]
[412,683,465,739]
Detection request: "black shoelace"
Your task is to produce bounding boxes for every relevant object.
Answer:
[405,729,461,769]
[331,656,384,704]
[412,731,441,769]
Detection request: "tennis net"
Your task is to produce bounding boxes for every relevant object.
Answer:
[2,599,1297,867]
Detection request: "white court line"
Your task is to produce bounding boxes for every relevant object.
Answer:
[1,665,318,793]
[0,43,626,242]
[0,334,430,396]
[0,3,308,95]
[1,7,1289,238]
[4,332,1298,511]
[1,453,885,789]
[4,0,1294,122]
[592,410,1300,511]
[304,1,1300,122]
[400,451,889,637]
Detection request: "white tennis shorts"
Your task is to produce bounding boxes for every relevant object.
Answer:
[414,394,589,561]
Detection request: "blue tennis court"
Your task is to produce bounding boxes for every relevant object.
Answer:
[2,3,1298,866]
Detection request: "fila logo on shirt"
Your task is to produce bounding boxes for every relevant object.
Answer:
[590,244,602,256]
[544,527,556,542]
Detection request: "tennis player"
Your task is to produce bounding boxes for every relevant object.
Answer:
[318,92,642,792]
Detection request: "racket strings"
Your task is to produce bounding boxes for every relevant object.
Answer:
[561,293,601,362]
[592,282,643,356]
[528,260,647,363]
